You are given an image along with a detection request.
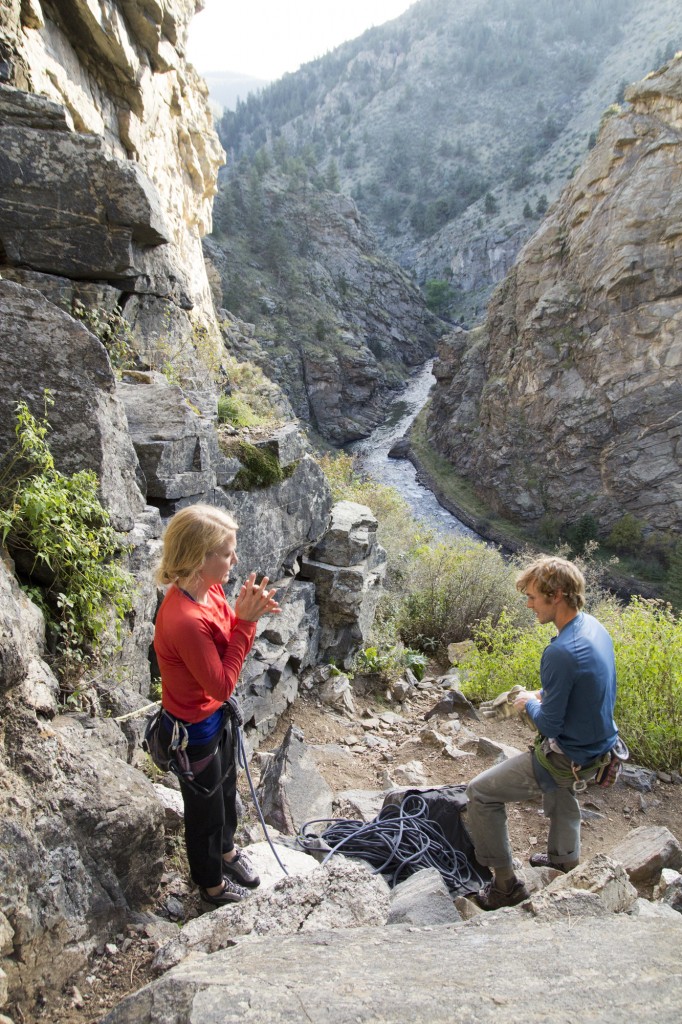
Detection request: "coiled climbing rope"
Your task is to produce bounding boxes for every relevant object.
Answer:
[299,793,486,895]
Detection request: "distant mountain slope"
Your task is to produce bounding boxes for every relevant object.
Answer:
[217,0,680,321]
[205,168,440,444]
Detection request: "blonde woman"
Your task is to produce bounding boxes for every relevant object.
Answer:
[154,503,280,907]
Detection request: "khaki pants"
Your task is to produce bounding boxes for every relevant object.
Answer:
[465,752,581,871]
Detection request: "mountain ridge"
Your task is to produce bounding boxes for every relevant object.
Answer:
[216,0,680,321]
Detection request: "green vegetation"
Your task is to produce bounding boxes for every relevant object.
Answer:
[355,644,427,683]
[222,438,292,490]
[216,355,282,431]
[424,279,454,317]
[607,514,644,555]
[0,398,134,689]
[72,301,136,376]
[396,540,529,654]
[320,448,682,772]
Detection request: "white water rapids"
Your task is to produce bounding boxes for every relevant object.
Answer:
[349,360,479,540]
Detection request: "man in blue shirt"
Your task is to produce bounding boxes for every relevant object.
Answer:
[466,556,619,910]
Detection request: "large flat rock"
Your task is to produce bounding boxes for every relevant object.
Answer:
[104,914,682,1023]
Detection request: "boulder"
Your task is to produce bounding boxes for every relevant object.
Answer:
[544,853,638,913]
[103,916,682,1024]
[608,826,682,884]
[334,790,386,823]
[257,725,334,835]
[152,858,390,974]
[301,502,386,668]
[524,888,610,920]
[308,500,380,567]
[387,868,461,926]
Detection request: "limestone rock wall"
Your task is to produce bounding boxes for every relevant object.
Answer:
[427,57,682,535]
[0,0,225,386]
[0,556,165,1011]
[0,4,389,1015]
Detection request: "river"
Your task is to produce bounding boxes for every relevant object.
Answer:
[349,360,479,540]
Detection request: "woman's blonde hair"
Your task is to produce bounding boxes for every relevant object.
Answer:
[516,555,586,610]
[156,504,238,586]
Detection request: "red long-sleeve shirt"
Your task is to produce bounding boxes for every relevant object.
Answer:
[154,583,256,723]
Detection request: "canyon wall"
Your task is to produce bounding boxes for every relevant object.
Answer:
[427,57,682,536]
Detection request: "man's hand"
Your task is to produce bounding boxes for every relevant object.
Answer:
[513,689,541,712]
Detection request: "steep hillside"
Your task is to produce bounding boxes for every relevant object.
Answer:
[425,56,682,556]
[218,0,680,321]
[206,166,440,444]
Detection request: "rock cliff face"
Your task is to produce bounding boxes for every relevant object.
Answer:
[427,57,682,536]
[0,3,388,1015]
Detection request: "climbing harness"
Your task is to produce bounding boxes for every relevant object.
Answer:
[593,736,630,788]
[143,698,288,875]
[298,791,488,896]
[533,734,612,793]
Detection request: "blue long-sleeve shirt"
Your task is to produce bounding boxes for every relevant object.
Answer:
[525,612,618,764]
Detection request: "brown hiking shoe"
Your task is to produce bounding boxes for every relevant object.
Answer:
[475,878,530,911]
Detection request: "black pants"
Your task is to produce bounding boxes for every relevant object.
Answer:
[164,720,239,889]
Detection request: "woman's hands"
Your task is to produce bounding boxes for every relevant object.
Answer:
[234,572,282,622]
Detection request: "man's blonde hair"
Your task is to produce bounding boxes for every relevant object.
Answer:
[516,556,586,610]
[156,504,238,586]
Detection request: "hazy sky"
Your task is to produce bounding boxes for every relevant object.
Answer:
[187,0,415,80]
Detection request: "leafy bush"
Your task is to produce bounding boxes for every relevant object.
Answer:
[217,394,259,429]
[597,599,682,770]
[0,399,134,686]
[396,540,531,654]
[355,643,427,682]
[607,513,644,555]
[462,610,552,702]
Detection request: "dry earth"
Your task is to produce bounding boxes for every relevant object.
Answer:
[25,676,682,1024]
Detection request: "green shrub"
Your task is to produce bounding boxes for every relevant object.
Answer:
[607,514,644,555]
[354,642,427,683]
[564,514,599,553]
[0,398,134,686]
[462,610,552,702]
[599,599,682,771]
[217,394,260,429]
[224,439,286,490]
[396,540,531,654]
